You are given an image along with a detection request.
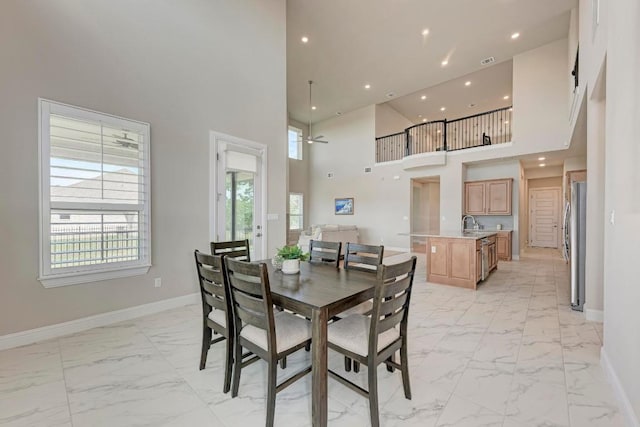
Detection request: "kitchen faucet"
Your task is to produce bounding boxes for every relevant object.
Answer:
[461,215,478,231]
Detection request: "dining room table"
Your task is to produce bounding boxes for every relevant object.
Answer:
[262,260,378,427]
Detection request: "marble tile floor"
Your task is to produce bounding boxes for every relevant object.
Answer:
[0,254,624,427]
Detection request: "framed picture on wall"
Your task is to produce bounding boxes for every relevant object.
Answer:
[335,198,354,215]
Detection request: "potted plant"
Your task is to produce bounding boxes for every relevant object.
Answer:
[276,245,309,274]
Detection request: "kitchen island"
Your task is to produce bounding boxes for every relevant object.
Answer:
[408,231,498,289]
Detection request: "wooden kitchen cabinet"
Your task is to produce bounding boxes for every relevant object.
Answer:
[464,182,486,215]
[464,178,513,215]
[496,230,513,261]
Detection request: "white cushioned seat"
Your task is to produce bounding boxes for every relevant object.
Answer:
[336,300,373,317]
[207,308,227,328]
[240,311,311,353]
[328,314,399,357]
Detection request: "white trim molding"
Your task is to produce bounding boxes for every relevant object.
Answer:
[585,308,604,322]
[601,347,640,427]
[0,293,199,351]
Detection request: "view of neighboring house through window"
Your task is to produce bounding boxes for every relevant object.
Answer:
[288,126,303,160]
[38,99,151,286]
[289,193,303,230]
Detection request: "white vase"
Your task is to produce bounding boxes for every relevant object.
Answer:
[281,259,300,274]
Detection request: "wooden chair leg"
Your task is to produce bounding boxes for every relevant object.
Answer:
[279,357,287,369]
[223,334,233,394]
[231,337,242,397]
[400,342,412,399]
[353,361,360,373]
[199,325,212,370]
[266,359,278,427]
[367,361,380,427]
[344,356,352,372]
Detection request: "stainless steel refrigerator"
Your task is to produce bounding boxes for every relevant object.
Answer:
[563,181,587,311]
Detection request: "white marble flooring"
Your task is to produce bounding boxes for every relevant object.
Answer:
[0,253,624,426]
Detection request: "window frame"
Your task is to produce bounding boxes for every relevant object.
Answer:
[287,126,303,160]
[288,192,304,231]
[38,99,152,287]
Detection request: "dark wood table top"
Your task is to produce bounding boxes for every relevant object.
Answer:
[263,261,377,318]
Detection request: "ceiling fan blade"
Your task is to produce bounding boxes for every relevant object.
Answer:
[308,137,329,144]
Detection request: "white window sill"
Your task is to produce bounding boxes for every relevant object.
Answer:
[38,265,151,288]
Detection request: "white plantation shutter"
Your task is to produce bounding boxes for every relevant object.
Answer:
[39,99,151,287]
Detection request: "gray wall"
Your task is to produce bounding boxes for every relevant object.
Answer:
[0,0,287,335]
[602,0,640,421]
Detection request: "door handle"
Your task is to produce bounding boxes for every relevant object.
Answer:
[256,233,263,237]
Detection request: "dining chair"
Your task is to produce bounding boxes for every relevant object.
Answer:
[340,242,384,372]
[308,239,342,268]
[211,239,250,261]
[224,257,312,427]
[327,256,417,427]
[194,250,234,393]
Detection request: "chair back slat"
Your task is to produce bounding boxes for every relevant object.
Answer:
[224,258,276,351]
[211,239,250,261]
[369,256,417,354]
[203,291,226,312]
[379,291,408,317]
[376,308,405,334]
[309,240,341,267]
[234,303,270,330]
[344,243,384,273]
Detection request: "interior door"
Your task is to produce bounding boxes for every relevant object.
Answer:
[212,137,265,260]
[529,187,560,248]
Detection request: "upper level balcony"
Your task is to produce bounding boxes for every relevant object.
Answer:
[375,106,512,163]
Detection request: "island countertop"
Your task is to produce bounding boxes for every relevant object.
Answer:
[399,230,498,240]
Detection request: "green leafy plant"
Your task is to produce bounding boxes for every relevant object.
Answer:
[276,245,309,261]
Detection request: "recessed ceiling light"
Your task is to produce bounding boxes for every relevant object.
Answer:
[465,81,471,86]
[311,106,316,110]
[503,95,510,100]
[511,32,520,40]
[386,92,395,98]
[418,114,422,118]
[301,36,309,43]
[538,156,546,161]
[422,118,427,122]
[441,59,448,66]
[437,129,441,133]
[422,28,430,36]
[364,84,371,90]
[539,163,546,167]
[440,107,446,111]
[421,95,427,100]
[468,103,476,108]
[336,111,342,116]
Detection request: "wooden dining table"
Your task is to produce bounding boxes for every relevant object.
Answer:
[263,260,378,427]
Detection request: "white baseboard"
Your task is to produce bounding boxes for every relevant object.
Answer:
[585,308,604,322]
[601,347,640,427]
[512,254,520,260]
[0,293,200,351]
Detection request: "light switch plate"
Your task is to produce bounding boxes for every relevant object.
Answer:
[431,246,436,253]
[267,213,279,221]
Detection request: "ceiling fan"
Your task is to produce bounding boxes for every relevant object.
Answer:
[306,80,328,144]
[112,132,138,149]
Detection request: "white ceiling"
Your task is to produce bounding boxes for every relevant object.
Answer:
[287,0,575,125]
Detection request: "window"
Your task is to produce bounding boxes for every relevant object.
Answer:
[38,99,151,287]
[288,126,303,160]
[289,193,303,230]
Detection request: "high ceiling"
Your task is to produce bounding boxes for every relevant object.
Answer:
[286,0,575,125]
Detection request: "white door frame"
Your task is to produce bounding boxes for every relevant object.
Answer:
[528,186,561,248]
[209,131,268,259]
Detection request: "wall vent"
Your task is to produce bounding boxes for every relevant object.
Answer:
[364,167,372,173]
[480,56,495,65]
[327,172,334,178]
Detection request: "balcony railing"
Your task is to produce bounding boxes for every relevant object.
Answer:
[375,106,512,163]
